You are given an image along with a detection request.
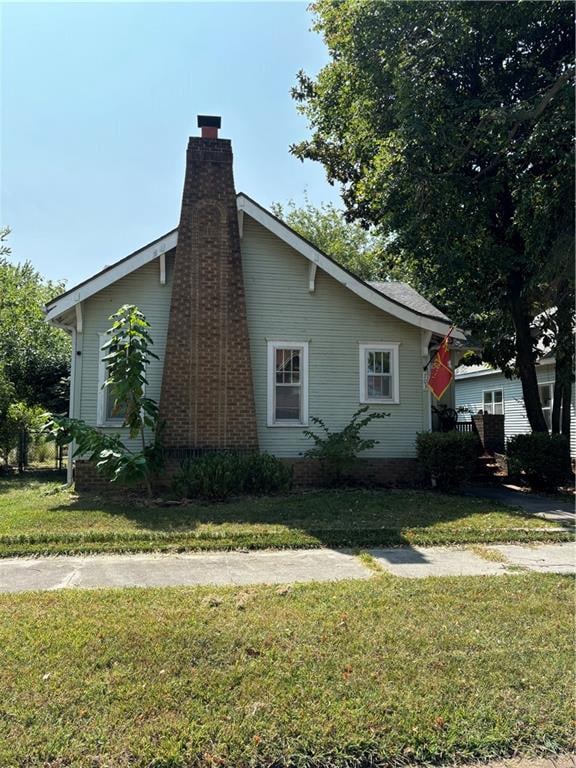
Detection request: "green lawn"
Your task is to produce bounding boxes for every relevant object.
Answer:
[0,573,573,767]
[0,471,570,557]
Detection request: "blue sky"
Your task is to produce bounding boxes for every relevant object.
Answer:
[1,2,339,287]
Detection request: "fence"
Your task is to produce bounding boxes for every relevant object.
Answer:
[455,422,475,433]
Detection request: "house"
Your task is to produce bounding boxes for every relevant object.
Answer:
[45,115,465,489]
[455,361,575,457]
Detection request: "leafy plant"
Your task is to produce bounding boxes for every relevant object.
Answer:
[507,432,571,491]
[172,451,293,501]
[416,431,481,490]
[45,305,162,496]
[304,406,389,485]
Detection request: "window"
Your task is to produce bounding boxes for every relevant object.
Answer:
[482,389,503,415]
[267,341,309,426]
[539,382,553,431]
[96,334,126,427]
[359,343,400,404]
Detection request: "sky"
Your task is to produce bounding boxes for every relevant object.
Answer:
[1,2,340,287]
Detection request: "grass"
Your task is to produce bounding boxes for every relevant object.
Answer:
[0,573,573,767]
[0,471,571,557]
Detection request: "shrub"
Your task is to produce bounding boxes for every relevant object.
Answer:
[416,431,480,490]
[507,432,571,491]
[172,451,293,501]
[304,406,390,485]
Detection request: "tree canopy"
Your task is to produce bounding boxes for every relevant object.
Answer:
[271,198,387,281]
[292,0,574,434]
[0,230,71,413]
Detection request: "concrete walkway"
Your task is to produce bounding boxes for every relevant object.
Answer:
[0,542,573,594]
[465,484,575,526]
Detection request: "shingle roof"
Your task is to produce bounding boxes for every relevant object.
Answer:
[368,281,450,324]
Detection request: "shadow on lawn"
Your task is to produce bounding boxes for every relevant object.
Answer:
[23,467,559,553]
[0,468,67,494]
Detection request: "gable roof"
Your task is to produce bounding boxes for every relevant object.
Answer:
[368,281,450,324]
[45,192,464,340]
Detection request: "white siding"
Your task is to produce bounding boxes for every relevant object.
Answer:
[455,364,575,456]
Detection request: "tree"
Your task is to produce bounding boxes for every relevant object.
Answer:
[0,232,71,413]
[271,197,387,281]
[291,0,574,436]
[45,305,161,496]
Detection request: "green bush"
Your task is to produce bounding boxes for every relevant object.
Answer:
[172,451,293,501]
[304,406,390,485]
[507,432,571,491]
[416,431,480,490]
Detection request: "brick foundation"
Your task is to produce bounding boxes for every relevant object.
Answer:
[283,458,419,487]
[74,457,420,493]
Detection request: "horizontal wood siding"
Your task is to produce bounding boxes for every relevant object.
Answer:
[455,366,575,456]
[241,216,426,458]
[78,255,172,452]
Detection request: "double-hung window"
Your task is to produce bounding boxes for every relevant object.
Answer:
[267,341,309,426]
[96,333,126,427]
[482,389,503,415]
[359,343,400,404]
[538,382,553,431]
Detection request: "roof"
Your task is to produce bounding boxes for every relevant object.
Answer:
[45,192,465,340]
[369,281,450,324]
[455,358,554,380]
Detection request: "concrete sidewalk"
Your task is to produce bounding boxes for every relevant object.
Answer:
[465,484,575,526]
[0,542,573,594]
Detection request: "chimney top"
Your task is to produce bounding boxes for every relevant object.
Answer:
[197,115,221,139]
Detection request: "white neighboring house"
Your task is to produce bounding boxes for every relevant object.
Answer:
[455,360,575,457]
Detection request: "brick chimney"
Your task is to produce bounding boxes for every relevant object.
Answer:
[159,116,258,452]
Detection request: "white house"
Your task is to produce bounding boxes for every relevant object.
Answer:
[455,360,575,456]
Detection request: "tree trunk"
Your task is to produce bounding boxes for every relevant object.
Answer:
[551,378,563,433]
[561,378,571,443]
[507,271,548,433]
[553,282,574,453]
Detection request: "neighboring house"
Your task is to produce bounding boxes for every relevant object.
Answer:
[455,361,575,457]
[45,115,465,488]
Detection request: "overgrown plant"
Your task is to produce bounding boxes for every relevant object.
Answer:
[304,406,389,485]
[45,305,161,495]
[507,433,571,491]
[416,431,480,490]
[172,451,293,501]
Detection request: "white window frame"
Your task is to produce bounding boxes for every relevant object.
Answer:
[359,343,400,405]
[96,333,125,428]
[482,388,504,415]
[538,382,554,431]
[267,341,309,427]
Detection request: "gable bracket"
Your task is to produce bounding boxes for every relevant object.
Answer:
[308,262,318,293]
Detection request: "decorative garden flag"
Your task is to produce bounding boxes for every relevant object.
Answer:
[427,330,454,400]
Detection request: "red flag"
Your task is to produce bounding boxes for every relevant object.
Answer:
[427,330,454,400]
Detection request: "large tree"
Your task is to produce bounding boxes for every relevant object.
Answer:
[292,0,574,435]
[0,230,71,413]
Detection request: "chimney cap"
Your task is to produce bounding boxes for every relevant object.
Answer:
[197,115,221,128]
